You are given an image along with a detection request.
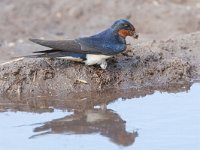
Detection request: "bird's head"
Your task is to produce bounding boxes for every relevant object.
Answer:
[111,19,138,39]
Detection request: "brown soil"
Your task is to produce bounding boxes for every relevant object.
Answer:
[0,0,200,99]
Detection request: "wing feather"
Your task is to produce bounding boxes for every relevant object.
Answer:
[29,30,125,55]
[30,38,86,53]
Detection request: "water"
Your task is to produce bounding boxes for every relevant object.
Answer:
[0,83,200,150]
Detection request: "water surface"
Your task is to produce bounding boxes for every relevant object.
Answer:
[0,83,200,150]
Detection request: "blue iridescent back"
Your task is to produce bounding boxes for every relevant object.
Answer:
[76,28,126,55]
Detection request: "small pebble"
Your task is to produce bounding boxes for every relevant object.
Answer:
[18,39,24,43]
[196,3,200,8]
[56,12,62,18]
[153,1,159,6]
[8,42,15,47]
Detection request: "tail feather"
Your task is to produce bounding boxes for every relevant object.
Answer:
[23,53,49,58]
[11,53,50,59]
[25,51,66,58]
[12,49,64,59]
[33,49,62,54]
[29,38,54,48]
[16,51,87,60]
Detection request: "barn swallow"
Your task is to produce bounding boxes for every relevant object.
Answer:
[29,19,138,69]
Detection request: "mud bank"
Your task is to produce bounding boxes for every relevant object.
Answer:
[0,32,199,97]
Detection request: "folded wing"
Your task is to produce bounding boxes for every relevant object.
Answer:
[30,38,103,54]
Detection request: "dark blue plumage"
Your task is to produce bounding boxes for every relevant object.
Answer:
[29,19,138,69]
[76,28,126,55]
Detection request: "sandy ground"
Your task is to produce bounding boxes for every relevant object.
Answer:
[0,0,200,97]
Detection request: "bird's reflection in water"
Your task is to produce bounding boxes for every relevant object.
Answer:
[31,107,138,146]
[0,82,192,146]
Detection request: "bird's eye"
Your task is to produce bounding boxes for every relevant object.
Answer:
[124,24,128,27]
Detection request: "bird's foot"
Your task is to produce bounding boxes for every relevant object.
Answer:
[100,61,107,69]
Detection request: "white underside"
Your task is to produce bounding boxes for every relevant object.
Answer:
[59,56,83,62]
[59,54,111,69]
[86,110,108,122]
[85,54,111,65]
[85,54,111,69]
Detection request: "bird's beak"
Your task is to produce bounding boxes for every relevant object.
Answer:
[133,32,139,39]
[129,30,139,39]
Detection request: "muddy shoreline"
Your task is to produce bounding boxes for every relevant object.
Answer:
[0,0,200,99]
[0,1,200,150]
[0,32,199,98]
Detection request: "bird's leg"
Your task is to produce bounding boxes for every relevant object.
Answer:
[100,60,107,69]
[100,104,107,110]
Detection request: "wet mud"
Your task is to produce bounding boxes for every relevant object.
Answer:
[0,33,200,97]
[0,1,200,149]
[0,0,200,97]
